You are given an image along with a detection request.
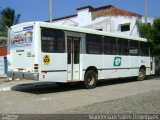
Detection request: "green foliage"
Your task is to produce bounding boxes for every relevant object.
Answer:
[137,18,160,55]
[152,18,160,44]
[136,21,152,40]
[0,7,20,37]
[0,38,7,46]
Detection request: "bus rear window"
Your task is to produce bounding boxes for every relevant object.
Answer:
[41,28,65,53]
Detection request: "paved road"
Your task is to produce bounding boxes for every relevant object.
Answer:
[58,90,160,114]
[0,78,160,114]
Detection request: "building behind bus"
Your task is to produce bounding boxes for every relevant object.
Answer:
[49,4,154,37]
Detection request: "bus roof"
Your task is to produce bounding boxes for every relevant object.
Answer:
[11,21,146,42]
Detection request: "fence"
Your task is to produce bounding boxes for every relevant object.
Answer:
[0,56,7,76]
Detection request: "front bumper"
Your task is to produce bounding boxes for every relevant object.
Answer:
[7,71,39,80]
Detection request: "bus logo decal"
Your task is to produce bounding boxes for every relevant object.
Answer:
[43,55,50,65]
[114,57,122,66]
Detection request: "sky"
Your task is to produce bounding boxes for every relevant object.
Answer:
[0,0,159,23]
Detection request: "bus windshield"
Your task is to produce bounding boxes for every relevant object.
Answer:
[10,26,33,50]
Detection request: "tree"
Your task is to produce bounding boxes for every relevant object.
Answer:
[0,7,20,37]
[137,18,160,55]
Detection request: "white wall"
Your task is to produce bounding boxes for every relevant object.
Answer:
[52,16,79,26]
[82,15,140,37]
[52,8,93,27]
[112,16,139,37]
[77,9,92,26]
[52,8,154,37]
[81,16,111,31]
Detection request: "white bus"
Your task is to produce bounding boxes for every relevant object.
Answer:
[7,21,155,89]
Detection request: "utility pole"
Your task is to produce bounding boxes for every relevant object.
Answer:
[109,0,111,32]
[49,0,53,22]
[144,0,147,24]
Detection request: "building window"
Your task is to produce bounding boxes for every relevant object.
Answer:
[121,24,130,32]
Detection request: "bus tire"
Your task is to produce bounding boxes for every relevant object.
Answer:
[137,68,146,81]
[83,70,97,89]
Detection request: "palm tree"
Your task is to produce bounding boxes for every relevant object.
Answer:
[0,7,20,37]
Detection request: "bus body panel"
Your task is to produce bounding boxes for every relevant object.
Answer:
[103,55,130,78]
[140,56,151,75]
[128,56,140,77]
[9,51,35,70]
[40,53,67,82]
[7,23,39,80]
[81,54,103,79]
[7,21,155,83]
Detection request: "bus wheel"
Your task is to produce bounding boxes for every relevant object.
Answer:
[84,70,97,89]
[137,69,146,81]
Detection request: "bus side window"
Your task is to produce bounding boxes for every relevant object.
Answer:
[117,38,129,55]
[129,40,139,56]
[41,28,65,53]
[86,34,103,54]
[140,42,149,56]
[104,36,117,55]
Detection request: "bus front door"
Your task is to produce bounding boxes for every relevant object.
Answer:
[67,37,80,81]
